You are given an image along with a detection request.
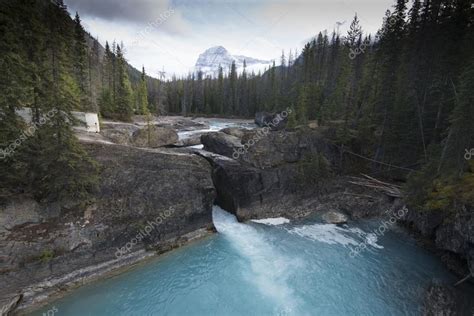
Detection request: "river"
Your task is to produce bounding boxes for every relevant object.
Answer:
[32,206,456,315]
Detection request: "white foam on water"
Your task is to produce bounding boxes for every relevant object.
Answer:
[212,206,302,315]
[365,233,384,249]
[289,223,360,246]
[251,217,290,226]
[288,223,384,249]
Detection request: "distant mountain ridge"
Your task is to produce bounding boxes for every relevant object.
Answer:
[195,46,272,77]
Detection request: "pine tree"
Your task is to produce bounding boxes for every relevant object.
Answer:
[229,61,238,114]
[136,66,149,115]
[115,44,133,121]
[100,41,115,117]
[0,1,29,195]
[73,12,92,111]
[216,65,224,114]
[296,85,309,125]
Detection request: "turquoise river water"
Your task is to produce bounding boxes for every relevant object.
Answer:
[32,206,457,316]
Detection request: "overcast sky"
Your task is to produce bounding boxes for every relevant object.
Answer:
[65,0,395,78]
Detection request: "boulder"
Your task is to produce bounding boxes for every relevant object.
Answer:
[254,111,272,127]
[221,127,248,139]
[201,132,243,158]
[240,129,337,169]
[322,211,348,224]
[101,129,134,145]
[195,150,304,221]
[201,128,338,169]
[100,122,139,145]
[174,135,202,147]
[131,126,178,148]
[239,129,301,168]
[255,111,288,130]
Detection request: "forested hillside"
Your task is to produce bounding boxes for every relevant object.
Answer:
[166,0,474,211]
[0,0,162,201]
[1,0,473,212]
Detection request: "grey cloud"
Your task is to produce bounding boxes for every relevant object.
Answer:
[66,0,170,22]
[65,0,190,34]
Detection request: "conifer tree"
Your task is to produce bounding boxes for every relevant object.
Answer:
[73,12,92,111]
[136,66,149,115]
[229,61,237,114]
[0,1,29,194]
[296,85,309,125]
[114,44,133,121]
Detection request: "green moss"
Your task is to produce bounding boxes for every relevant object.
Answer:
[38,249,55,263]
[406,161,474,212]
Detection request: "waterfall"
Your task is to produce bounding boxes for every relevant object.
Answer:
[212,206,303,316]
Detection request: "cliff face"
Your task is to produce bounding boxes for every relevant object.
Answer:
[199,128,396,221]
[0,143,215,311]
[404,205,474,279]
[199,127,474,285]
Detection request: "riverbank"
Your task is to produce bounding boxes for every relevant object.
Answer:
[12,228,214,315]
[29,206,473,315]
[0,140,216,314]
[1,117,472,315]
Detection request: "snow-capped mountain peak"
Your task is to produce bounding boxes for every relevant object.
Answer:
[195,46,272,77]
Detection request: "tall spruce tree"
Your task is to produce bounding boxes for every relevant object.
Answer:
[114,44,133,121]
[73,12,92,111]
[136,66,149,115]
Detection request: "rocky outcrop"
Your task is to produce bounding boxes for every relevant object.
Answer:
[131,126,179,148]
[254,112,272,127]
[254,111,288,130]
[101,129,136,146]
[132,115,209,132]
[403,205,474,279]
[100,118,207,147]
[0,197,41,234]
[0,294,22,316]
[195,150,304,221]
[423,284,458,316]
[173,135,202,147]
[221,127,248,139]
[202,128,337,169]
[0,143,215,312]
[201,132,243,158]
[198,128,393,221]
[435,206,474,256]
[422,283,474,316]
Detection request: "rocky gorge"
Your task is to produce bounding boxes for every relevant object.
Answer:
[0,115,473,315]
